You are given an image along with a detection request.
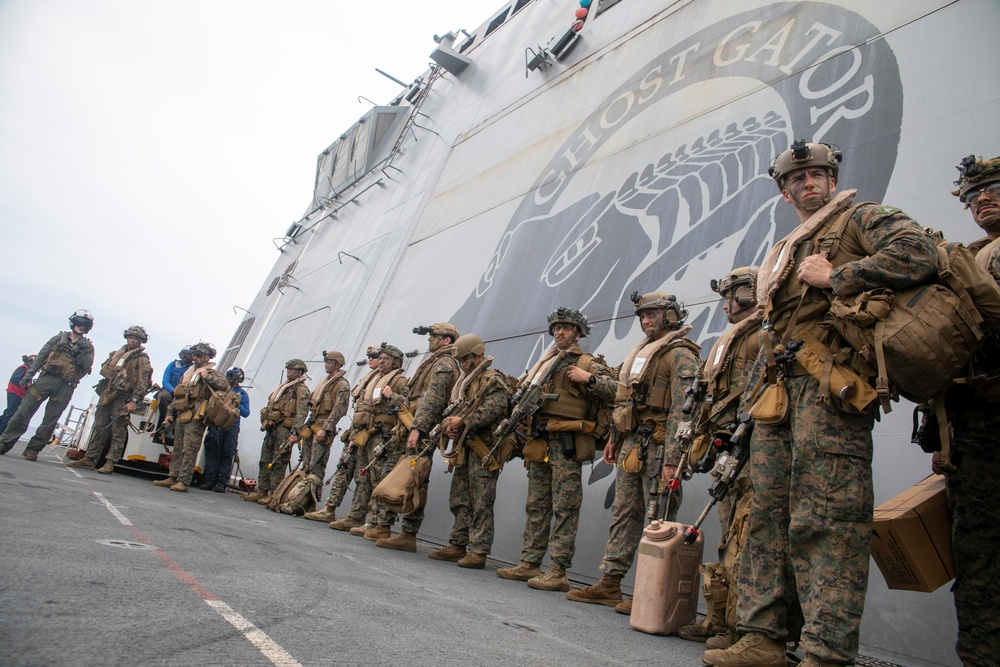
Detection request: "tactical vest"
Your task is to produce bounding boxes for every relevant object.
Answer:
[172,375,211,413]
[406,349,459,413]
[313,376,347,420]
[618,340,701,415]
[765,207,868,343]
[102,349,149,395]
[270,379,306,427]
[540,354,594,421]
[42,333,87,382]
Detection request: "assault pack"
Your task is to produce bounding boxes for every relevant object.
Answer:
[822,211,1000,404]
[265,469,322,516]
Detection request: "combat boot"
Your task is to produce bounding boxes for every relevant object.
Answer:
[798,655,838,667]
[329,517,362,531]
[68,457,96,469]
[614,597,632,615]
[97,461,115,475]
[565,573,622,607]
[456,553,487,569]
[153,476,178,487]
[702,632,785,667]
[496,561,541,581]
[198,481,215,490]
[243,491,267,502]
[363,525,391,541]
[704,633,732,651]
[349,524,372,536]
[528,562,570,592]
[303,507,337,523]
[170,481,188,493]
[678,619,727,643]
[22,450,38,461]
[428,544,467,561]
[256,495,272,505]
[376,531,417,552]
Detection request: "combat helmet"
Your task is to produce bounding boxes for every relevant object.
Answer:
[768,140,842,190]
[711,266,760,307]
[953,154,1000,207]
[380,344,404,362]
[366,345,380,358]
[69,309,94,333]
[226,367,245,383]
[323,350,346,365]
[413,322,460,341]
[285,358,308,371]
[453,334,486,358]
[631,291,687,327]
[123,325,149,343]
[546,307,592,338]
[190,342,216,359]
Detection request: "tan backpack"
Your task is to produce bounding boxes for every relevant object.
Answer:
[825,218,1000,403]
[277,473,322,516]
[266,469,308,512]
[372,454,432,515]
[206,387,240,429]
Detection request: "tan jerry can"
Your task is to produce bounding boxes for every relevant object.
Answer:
[630,520,704,635]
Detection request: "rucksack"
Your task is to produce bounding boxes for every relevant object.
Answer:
[266,469,311,512]
[206,386,240,429]
[372,454,431,515]
[277,474,322,516]
[824,217,1000,403]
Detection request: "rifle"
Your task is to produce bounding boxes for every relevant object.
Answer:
[683,412,754,544]
[487,351,571,465]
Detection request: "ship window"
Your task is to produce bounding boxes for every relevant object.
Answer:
[596,0,624,15]
[512,0,532,14]
[484,7,511,37]
[218,317,255,372]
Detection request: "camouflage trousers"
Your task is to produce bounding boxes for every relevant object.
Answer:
[946,411,1000,666]
[521,439,583,568]
[0,372,75,454]
[168,417,210,485]
[351,432,377,524]
[84,396,131,463]
[256,425,293,494]
[600,432,681,577]
[737,374,874,664]
[447,457,499,556]
[323,448,359,518]
[299,434,331,480]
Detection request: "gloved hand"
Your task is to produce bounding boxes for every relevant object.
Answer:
[19,375,33,389]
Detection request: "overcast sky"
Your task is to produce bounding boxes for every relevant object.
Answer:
[0,0,500,415]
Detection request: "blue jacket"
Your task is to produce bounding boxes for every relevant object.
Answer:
[233,386,251,422]
[161,359,191,394]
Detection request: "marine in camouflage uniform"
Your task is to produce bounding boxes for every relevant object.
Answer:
[153,342,229,492]
[704,141,939,667]
[433,334,510,569]
[351,345,408,541]
[935,154,1000,666]
[315,347,382,529]
[242,359,311,503]
[495,308,615,592]
[0,310,96,460]
[377,323,461,553]
[299,351,351,481]
[70,326,153,474]
[567,293,700,610]
[677,269,762,644]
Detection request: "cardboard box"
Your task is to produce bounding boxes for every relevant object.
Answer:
[871,474,954,592]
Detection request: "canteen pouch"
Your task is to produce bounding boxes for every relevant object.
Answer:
[522,437,548,463]
[749,379,790,425]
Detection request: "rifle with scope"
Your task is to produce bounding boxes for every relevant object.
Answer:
[486,351,571,466]
[683,412,754,545]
